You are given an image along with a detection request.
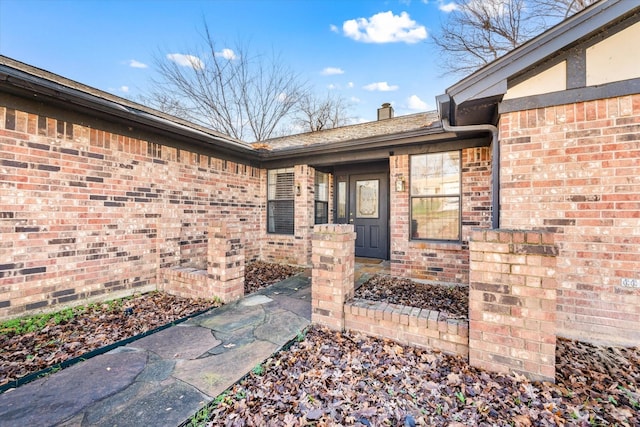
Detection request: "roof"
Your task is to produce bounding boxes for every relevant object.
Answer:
[1,54,464,168]
[261,111,440,151]
[439,0,640,126]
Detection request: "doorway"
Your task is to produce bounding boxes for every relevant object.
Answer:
[349,173,388,259]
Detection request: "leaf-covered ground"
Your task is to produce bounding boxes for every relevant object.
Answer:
[0,261,301,388]
[244,261,304,295]
[0,292,218,387]
[200,326,640,426]
[353,275,468,318]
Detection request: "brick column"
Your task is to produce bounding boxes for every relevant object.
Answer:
[311,224,356,330]
[207,222,244,303]
[469,229,558,382]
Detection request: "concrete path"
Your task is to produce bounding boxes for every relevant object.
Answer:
[0,273,311,427]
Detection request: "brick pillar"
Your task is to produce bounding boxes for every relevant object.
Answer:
[311,224,356,330]
[469,229,558,382]
[207,222,245,303]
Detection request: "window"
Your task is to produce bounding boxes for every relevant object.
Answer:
[314,171,329,224]
[336,179,347,221]
[267,168,294,234]
[410,151,461,241]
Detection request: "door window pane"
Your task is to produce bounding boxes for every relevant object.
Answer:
[356,179,379,219]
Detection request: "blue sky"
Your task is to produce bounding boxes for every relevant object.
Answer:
[0,0,460,124]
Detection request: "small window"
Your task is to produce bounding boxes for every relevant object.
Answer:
[410,151,461,241]
[268,168,294,234]
[314,171,329,224]
[336,180,347,220]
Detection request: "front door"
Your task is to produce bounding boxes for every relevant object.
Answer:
[349,173,388,259]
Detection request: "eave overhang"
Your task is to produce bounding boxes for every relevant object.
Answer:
[259,124,489,168]
[438,0,640,127]
[0,61,259,165]
[1,56,491,170]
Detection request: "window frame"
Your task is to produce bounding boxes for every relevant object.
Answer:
[267,168,295,235]
[314,171,329,225]
[409,151,462,242]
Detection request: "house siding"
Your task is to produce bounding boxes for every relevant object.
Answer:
[390,147,493,283]
[0,103,267,319]
[499,94,640,346]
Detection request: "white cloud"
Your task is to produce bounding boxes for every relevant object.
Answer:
[120,86,129,93]
[342,11,427,44]
[347,82,354,88]
[277,92,288,102]
[166,53,204,70]
[321,67,344,76]
[327,84,336,90]
[363,81,399,92]
[407,95,429,110]
[438,1,459,12]
[215,48,237,60]
[329,24,339,33]
[128,59,148,69]
[350,96,361,103]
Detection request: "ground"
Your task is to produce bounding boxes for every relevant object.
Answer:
[0,261,301,388]
[197,327,640,426]
[2,267,638,426]
[193,275,638,426]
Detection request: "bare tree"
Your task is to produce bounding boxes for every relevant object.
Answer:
[294,93,353,132]
[145,24,308,142]
[535,0,597,19]
[433,0,595,75]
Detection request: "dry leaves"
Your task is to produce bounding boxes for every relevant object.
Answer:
[202,326,639,426]
[0,262,300,388]
[244,261,303,295]
[0,292,218,387]
[353,275,468,318]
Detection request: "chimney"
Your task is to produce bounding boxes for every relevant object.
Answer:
[377,102,394,120]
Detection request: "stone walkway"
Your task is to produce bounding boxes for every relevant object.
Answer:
[0,273,311,427]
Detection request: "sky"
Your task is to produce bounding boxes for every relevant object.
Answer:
[0,0,461,128]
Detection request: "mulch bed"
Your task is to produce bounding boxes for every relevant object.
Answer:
[201,326,640,426]
[353,274,468,318]
[0,261,301,389]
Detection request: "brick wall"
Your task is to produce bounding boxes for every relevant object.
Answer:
[390,147,492,284]
[0,100,264,319]
[469,229,558,382]
[500,95,640,346]
[345,299,469,357]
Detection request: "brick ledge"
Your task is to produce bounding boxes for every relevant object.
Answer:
[344,298,469,357]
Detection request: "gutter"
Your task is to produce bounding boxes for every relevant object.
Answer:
[441,118,500,229]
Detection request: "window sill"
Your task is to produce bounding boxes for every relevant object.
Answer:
[408,240,464,251]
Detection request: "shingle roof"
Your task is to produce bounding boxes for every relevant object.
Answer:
[257,111,440,151]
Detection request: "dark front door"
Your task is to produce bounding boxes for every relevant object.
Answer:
[349,173,388,259]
